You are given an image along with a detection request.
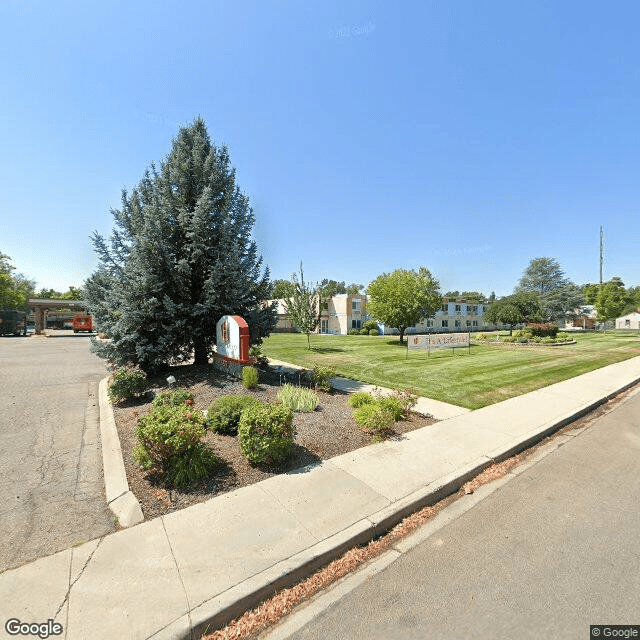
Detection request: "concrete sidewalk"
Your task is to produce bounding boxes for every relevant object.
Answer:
[2,356,640,640]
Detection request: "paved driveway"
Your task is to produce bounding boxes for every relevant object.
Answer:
[0,334,115,571]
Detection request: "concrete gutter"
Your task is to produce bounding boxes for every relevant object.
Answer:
[98,377,143,527]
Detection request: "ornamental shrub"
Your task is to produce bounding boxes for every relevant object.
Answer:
[527,323,559,338]
[133,403,215,487]
[362,320,379,333]
[277,384,318,412]
[348,329,360,335]
[312,365,336,392]
[108,368,148,403]
[207,395,263,434]
[352,404,395,435]
[242,366,259,389]
[377,389,417,419]
[369,329,379,336]
[238,403,295,465]
[166,442,218,488]
[542,336,555,344]
[348,391,375,408]
[153,388,194,408]
[359,328,369,335]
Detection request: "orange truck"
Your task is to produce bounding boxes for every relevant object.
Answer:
[72,314,93,333]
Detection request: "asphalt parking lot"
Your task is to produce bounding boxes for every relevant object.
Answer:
[0,334,115,571]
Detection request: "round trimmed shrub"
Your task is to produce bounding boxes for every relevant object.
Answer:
[359,328,369,335]
[108,368,148,403]
[352,404,395,435]
[238,403,295,465]
[368,329,379,336]
[348,391,375,408]
[207,395,263,434]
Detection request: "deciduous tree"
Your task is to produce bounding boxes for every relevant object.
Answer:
[367,268,441,343]
[283,263,321,349]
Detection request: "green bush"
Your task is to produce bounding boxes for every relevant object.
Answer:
[108,368,148,403]
[153,388,194,408]
[527,323,559,338]
[368,329,379,336]
[133,403,215,488]
[556,332,570,342]
[249,345,269,368]
[534,336,542,343]
[359,328,369,335]
[207,395,262,434]
[242,366,259,389]
[376,391,416,420]
[542,336,555,344]
[312,365,336,392]
[238,403,296,465]
[348,391,375,408]
[348,329,360,335]
[166,442,218,488]
[362,320,378,333]
[277,384,318,412]
[352,404,395,435]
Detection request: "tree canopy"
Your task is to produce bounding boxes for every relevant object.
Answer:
[366,267,441,343]
[483,291,542,334]
[595,277,629,324]
[85,118,276,372]
[283,263,322,349]
[515,257,583,320]
[0,252,36,311]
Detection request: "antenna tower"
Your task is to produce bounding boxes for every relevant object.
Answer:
[599,226,604,285]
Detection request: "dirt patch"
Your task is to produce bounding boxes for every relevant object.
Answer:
[111,364,437,520]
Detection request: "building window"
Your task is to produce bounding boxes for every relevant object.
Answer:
[352,299,360,312]
[625,319,631,327]
[441,304,448,312]
[466,320,471,327]
[455,304,461,312]
[352,319,361,329]
[442,320,448,328]
[426,320,433,327]
[472,320,478,327]
[455,320,461,328]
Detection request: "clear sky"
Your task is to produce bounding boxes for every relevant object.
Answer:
[1,0,638,298]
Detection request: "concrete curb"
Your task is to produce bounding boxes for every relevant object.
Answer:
[177,374,640,639]
[98,377,144,527]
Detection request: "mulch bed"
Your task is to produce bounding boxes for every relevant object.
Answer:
[110,364,437,520]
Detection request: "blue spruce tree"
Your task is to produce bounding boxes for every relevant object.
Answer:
[85,118,276,372]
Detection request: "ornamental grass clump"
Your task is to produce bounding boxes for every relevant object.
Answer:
[277,384,319,412]
[242,366,259,389]
[206,395,263,434]
[133,403,216,488]
[238,403,295,465]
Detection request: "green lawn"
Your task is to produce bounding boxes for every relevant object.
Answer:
[260,331,640,409]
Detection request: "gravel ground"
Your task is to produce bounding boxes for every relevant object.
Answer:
[111,364,437,520]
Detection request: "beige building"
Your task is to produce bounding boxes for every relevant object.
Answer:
[268,294,368,335]
[616,311,640,330]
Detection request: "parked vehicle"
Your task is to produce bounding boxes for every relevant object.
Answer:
[72,314,93,333]
[0,310,27,336]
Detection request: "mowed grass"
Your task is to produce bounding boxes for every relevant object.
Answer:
[261,331,640,409]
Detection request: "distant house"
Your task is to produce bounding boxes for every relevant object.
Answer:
[268,294,368,335]
[565,305,597,330]
[615,311,640,330]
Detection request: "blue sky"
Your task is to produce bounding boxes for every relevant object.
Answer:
[1,0,638,297]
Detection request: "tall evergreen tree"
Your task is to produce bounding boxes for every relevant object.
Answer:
[85,118,276,372]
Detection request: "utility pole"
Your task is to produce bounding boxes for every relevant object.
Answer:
[599,225,604,285]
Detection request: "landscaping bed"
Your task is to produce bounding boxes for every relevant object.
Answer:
[111,364,437,520]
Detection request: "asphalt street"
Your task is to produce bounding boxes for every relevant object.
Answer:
[265,387,640,640]
[0,333,114,571]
